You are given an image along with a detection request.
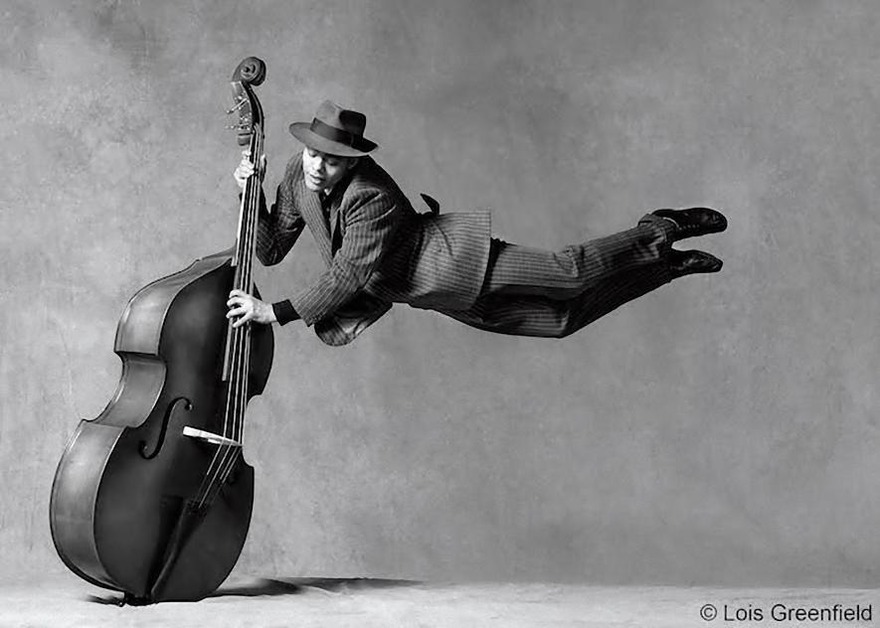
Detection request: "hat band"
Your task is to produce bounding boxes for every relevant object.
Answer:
[310,118,359,147]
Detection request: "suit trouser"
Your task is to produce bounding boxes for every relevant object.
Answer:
[434,214,677,338]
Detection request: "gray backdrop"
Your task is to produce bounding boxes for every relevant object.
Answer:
[3,0,879,587]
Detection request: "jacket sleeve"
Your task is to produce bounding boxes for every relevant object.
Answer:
[256,156,306,266]
[289,189,399,325]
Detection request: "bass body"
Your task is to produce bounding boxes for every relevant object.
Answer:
[50,248,273,602]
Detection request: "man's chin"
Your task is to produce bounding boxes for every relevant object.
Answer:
[304,180,321,191]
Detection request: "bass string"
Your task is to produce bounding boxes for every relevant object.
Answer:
[197,125,263,508]
[200,218,255,506]
[224,123,261,467]
[220,139,261,483]
[201,323,250,508]
[211,178,256,498]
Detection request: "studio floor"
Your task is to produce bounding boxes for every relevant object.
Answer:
[0,576,876,628]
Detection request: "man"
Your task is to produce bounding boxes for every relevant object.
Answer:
[227,100,726,345]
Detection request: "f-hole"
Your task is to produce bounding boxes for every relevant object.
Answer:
[139,397,192,460]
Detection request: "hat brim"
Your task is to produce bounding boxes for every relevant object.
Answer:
[289,122,377,157]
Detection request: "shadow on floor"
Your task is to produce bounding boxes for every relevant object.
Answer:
[213,577,423,598]
[86,577,422,605]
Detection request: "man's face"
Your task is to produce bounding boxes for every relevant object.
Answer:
[302,147,355,192]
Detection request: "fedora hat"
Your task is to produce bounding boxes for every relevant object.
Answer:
[289,100,378,157]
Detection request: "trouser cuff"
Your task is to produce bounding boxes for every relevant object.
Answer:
[638,212,676,245]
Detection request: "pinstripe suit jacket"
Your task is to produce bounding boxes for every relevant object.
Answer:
[257,152,492,345]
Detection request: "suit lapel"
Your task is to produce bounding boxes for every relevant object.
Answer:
[327,167,358,251]
[297,180,334,266]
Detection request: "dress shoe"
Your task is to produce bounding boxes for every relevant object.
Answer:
[669,249,723,278]
[653,207,727,241]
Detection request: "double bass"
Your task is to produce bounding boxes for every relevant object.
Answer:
[49,57,273,604]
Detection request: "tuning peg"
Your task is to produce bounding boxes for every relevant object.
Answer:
[226,98,247,115]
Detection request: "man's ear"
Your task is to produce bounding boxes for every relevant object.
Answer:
[347,157,360,171]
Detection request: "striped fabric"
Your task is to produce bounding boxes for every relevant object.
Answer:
[256,152,492,343]
[257,152,679,344]
[433,217,677,338]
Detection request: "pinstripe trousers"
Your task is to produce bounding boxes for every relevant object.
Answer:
[433,214,677,338]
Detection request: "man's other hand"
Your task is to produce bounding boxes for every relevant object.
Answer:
[227,289,277,327]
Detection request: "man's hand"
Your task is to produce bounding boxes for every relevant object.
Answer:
[233,149,267,190]
[227,289,277,327]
